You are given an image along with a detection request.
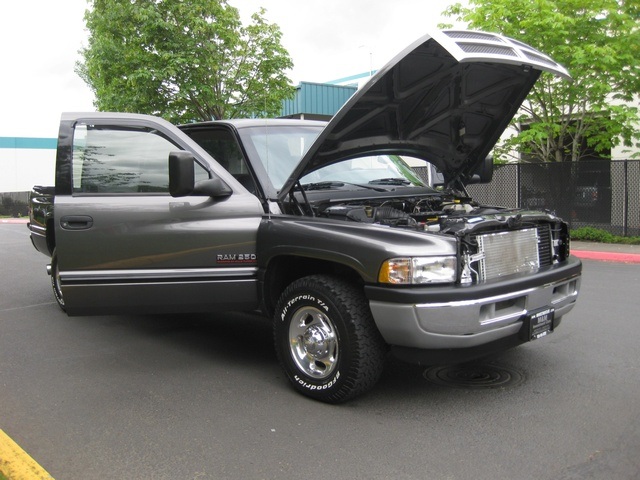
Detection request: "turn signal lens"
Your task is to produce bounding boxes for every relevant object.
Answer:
[379,256,457,284]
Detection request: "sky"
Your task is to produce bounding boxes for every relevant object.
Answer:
[0,0,465,138]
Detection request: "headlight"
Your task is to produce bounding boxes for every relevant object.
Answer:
[378,256,457,285]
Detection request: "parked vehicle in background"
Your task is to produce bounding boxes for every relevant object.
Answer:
[574,185,599,207]
[28,30,581,403]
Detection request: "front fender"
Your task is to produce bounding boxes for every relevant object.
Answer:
[257,215,457,283]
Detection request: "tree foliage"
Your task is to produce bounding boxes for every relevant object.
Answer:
[442,0,640,162]
[77,0,294,123]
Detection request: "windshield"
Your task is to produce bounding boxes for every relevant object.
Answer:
[300,155,425,187]
[239,125,322,189]
[238,124,426,191]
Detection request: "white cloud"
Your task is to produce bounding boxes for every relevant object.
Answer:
[0,0,94,137]
[237,0,464,84]
[0,0,465,138]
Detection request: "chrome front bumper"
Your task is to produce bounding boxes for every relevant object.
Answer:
[366,258,581,350]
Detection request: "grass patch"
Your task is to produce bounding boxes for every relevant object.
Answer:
[572,226,640,245]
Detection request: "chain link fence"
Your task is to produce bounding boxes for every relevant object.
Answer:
[438,160,639,237]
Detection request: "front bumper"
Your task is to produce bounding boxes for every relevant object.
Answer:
[365,256,581,355]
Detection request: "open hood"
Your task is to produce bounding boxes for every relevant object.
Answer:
[278,30,570,200]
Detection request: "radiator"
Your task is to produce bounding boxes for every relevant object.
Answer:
[476,228,547,281]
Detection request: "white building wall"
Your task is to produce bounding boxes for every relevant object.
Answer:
[0,145,56,193]
[612,96,640,160]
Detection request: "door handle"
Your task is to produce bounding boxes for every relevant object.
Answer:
[60,215,94,230]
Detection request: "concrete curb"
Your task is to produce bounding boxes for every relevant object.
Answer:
[572,250,640,264]
[1,218,29,224]
[572,240,640,264]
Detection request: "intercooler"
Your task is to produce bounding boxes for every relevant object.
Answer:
[475,226,553,282]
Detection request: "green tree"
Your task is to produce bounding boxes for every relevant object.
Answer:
[442,0,640,162]
[77,0,294,123]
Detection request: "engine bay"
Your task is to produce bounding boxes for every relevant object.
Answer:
[306,192,571,283]
[314,193,518,235]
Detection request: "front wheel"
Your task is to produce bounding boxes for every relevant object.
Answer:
[273,275,386,403]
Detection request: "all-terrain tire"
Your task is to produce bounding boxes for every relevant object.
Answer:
[273,274,386,403]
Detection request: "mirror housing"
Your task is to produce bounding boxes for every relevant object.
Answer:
[193,178,233,198]
[169,151,195,197]
[169,151,232,198]
[467,155,494,184]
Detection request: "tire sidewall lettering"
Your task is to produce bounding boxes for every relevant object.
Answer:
[293,371,341,391]
[280,294,330,322]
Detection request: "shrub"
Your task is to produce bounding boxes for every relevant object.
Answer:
[571,227,640,245]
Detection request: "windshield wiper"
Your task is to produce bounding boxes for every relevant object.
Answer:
[302,181,387,192]
[368,177,413,186]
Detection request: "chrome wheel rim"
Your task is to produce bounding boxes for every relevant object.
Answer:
[288,306,338,379]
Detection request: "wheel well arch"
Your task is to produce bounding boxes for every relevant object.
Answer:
[261,255,365,317]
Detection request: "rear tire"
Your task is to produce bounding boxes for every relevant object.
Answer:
[50,251,66,312]
[273,274,386,403]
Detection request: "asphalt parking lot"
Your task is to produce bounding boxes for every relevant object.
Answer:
[1,222,640,479]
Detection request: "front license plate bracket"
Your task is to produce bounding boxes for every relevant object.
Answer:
[522,307,555,341]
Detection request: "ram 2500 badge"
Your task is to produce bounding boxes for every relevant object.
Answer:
[28,30,582,403]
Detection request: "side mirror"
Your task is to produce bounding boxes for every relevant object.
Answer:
[169,151,196,197]
[193,178,233,198]
[467,155,494,184]
[431,166,445,188]
[169,151,232,198]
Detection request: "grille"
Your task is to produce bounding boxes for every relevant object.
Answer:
[537,225,553,267]
[476,228,541,281]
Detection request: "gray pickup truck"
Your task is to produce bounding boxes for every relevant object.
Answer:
[28,30,582,403]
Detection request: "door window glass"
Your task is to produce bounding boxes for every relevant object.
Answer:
[72,124,207,194]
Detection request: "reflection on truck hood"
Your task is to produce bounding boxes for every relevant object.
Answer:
[278,30,570,201]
